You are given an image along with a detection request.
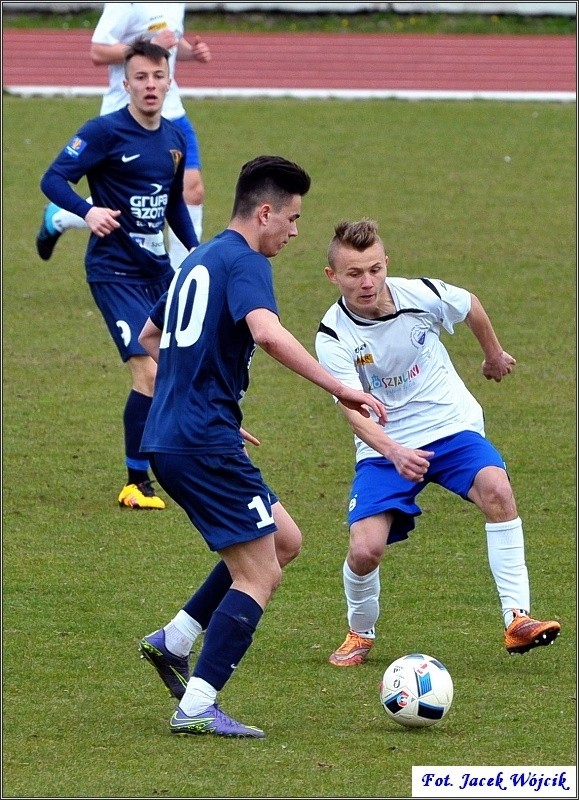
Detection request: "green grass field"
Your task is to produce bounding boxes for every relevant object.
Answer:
[2,95,576,797]
[2,9,575,34]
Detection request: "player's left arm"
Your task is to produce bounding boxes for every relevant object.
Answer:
[240,427,261,447]
[139,316,162,363]
[464,292,516,382]
[166,184,199,249]
[138,292,168,363]
[176,35,211,63]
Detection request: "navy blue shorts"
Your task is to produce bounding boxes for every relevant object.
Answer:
[89,278,171,362]
[148,450,278,552]
[348,430,507,544]
[172,115,201,170]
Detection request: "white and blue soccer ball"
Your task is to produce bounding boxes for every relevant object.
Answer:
[379,653,453,728]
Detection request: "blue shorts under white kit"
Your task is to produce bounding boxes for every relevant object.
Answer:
[89,278,171,362]
[348,430,507,544]
[148,449,279,552]
[172,115,201,170]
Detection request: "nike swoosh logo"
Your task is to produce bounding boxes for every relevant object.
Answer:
[121,154,141,163]
[169,666,188,687]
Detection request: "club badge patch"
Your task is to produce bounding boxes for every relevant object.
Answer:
[169,149,183,172]
[65,136,87,158]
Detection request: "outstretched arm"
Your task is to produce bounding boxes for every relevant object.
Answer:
[465,293,516,382]
[246,307,387,426]
[339,403,434,483]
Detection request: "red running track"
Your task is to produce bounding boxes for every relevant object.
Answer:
[2,29,576,97]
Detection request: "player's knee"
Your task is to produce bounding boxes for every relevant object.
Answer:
[129,357,156,396]
[349,543,383,574]
[134,370,155,397]
[480,482,517,520]
[276,532,302,568]
[266,561,284,598]
[273,505,302,567]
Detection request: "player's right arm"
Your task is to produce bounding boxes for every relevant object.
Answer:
[40,118,121,231]
[90,41,131,66]
[315,318,431,483]
[40,167,120,237]
[338,403,433,483]
[245,307,387,425]
[83,206,121,237]
[90,2,134,65]
[90,31,180,65]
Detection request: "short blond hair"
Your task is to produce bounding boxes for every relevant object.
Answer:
[327,218,382,267]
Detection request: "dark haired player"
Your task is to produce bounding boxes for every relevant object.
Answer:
[137,156,387,738]
[36,2,210,264]
[39,39,199,510]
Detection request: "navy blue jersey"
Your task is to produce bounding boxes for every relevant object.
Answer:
[40,107,197,284]
[141,230,278,455]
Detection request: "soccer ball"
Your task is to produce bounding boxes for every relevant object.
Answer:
[379,653,453,728]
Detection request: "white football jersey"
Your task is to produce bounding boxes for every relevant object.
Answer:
[315,277,485,460]
[92,2,186,119]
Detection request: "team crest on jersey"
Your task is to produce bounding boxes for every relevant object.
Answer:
[65,136,87,158]
[169,149,183,172]
[410,325,429,348]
